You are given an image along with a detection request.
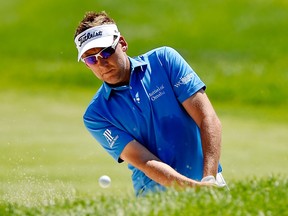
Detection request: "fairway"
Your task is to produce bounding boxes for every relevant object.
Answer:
[0,0,288,215]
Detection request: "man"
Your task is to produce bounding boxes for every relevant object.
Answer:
[74,11,227,196]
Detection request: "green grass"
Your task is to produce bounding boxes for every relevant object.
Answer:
[0,0,288,215]
[0,89,132,196]
[1,0,287,107]
[1,176,287,215]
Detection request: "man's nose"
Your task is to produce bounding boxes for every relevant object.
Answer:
[98,56,109,66]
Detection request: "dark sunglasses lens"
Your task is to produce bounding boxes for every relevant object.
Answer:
[84,56,97,65]
[100,47,115,59]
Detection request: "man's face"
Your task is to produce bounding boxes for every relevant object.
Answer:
[81,36,130,86]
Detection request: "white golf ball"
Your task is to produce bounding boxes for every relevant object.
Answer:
[98,175,111,188]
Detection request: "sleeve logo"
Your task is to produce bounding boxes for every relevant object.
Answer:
[174,73,194,88]
[103,129,119,148]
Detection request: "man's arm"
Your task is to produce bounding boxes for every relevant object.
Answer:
[120,140,211,188]
[182,89,222,178]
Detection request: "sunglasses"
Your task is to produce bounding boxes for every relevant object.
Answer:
[81,34,120,65]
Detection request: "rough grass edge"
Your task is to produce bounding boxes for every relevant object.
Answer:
[0,175,287,216]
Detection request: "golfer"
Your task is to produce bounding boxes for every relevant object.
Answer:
[74,11,227,196]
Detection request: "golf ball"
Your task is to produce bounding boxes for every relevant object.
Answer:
[98,175,111,188]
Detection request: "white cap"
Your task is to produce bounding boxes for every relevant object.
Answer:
[74,24,119,61]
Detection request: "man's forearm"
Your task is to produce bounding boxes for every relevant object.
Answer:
[142,159,208,188]
[200,114,222,177]
[181,90,222,178]
[120,139,214,188]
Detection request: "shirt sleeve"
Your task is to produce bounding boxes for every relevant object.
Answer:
[83,106,134,162]
[161,46,206,103]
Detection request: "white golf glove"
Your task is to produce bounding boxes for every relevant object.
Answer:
[201,175,217,185]
[201,175,226,188]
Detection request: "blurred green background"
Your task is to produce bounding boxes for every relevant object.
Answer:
[0,0,287,204]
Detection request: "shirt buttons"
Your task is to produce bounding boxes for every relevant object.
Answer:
[134,97,140,103]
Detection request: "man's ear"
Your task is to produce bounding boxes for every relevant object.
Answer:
[119,36,128,52]
[122,45,128,52]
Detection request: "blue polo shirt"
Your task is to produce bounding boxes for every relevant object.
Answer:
[83,46,222,195]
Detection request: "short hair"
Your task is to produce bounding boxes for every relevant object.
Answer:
[74,11,115,39]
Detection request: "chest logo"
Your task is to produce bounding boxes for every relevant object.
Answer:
[148,85,166,101]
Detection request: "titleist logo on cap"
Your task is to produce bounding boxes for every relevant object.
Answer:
[75,24,119,61]
[78,31,103,48]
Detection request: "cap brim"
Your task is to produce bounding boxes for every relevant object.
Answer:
[77,35,114,61]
